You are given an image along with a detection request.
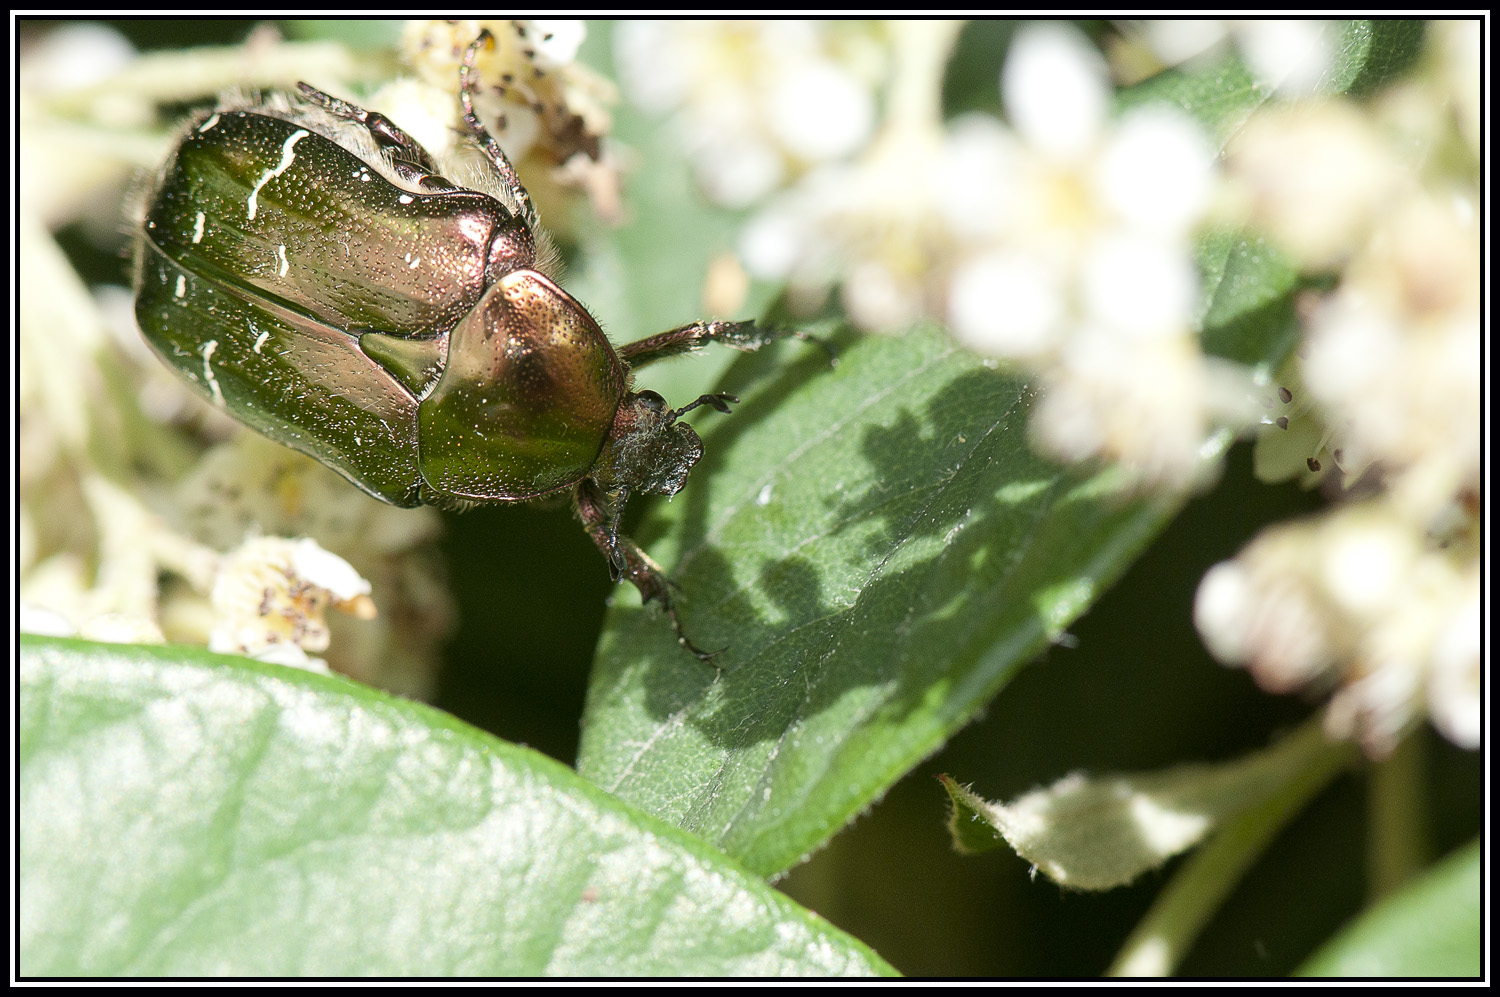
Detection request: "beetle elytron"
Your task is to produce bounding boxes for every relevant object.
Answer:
[134,31,815,658]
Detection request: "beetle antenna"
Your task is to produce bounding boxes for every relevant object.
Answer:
[668,393,739,423]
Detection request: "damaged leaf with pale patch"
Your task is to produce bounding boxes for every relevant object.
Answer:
[940,719,1350,890]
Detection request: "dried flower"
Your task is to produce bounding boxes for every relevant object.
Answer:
[209,536,376,672]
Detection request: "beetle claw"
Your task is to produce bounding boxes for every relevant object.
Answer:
[679,634,727,664]
[664,605,724,664]
[800,332,840,367]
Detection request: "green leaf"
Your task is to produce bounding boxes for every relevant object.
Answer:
[937,775,1009,856]
[573,21,1359,878]
[578,328,1184,877]
[1117,20,1428,136]
[1297,840,1481,978]
[1117,47,1269,141]
[19,636,894,977]
[1329,20,1427,97]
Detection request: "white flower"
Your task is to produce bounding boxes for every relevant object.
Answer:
[208,536,376,671]
[966,25,1223,490]
[1226,100,1403,270]
[1079,234,1199,341]
[948,252,1064,359]
[1426,575,1480,750]
[77,614,166,645]
[1030,328,1215,492]
[1003,23,1110,161]
[1300,192,1480,527]
[397,19,614,177]
[1136,20,1334,97]
[616,21,884,209]
[525,20,586,69]
[1433,20,1481,156]
[20,604,75,638]
[1196,500,1479,756]
[933,113,1023,242]
[1233,20,1334,97]
[766,57,876,163]
[1095,108,1216,238]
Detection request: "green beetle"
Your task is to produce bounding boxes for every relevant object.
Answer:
[134,32,816,658]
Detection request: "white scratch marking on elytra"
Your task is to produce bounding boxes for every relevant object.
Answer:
[276,244,289,277]
[174,275,186,299]
[398,194,414,205]
[247,128,310,221]
[198,113,221,133]
[191,211,206,244]
[253,329,271,354]
[200,340,224,407]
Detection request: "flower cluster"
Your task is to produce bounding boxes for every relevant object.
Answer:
[18,22,507,697]
[1199,21,1480,755]
[390,19,621,226]
[614,20,888,209]
[1196,503,1478,756]
[626,22,1237,491]
[619,20,1480,755]
[208,536,376,672]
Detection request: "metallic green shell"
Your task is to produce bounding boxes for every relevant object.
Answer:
[420,272,626,499]
[135,105,626,506]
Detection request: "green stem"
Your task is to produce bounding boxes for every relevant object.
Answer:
[1107,715,1356,977]
[1367,728,1428,900]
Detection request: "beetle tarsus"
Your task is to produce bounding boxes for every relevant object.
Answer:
[575,479,718,662]
[669,393,738,422]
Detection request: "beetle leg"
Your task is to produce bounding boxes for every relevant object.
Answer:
[296,82,472,195]
[460,30,540,232]
[604,485,631,577]
[297,83,440,173]
[668,393,738,422]
[574,480,722,661]
[619,320,834,370]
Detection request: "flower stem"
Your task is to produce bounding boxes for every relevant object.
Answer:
[1367,727,1428,900]
[1107,715,1355,977]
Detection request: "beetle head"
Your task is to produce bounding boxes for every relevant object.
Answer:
[597,390,704,497]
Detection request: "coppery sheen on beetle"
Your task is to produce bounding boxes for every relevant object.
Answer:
[134,31,818,658]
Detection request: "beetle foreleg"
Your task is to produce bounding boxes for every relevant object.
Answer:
[668,393,738,422]
[574,480,721,661]
[619,320,832,370]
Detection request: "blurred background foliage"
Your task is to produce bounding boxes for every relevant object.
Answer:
[19,17,1480,977]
